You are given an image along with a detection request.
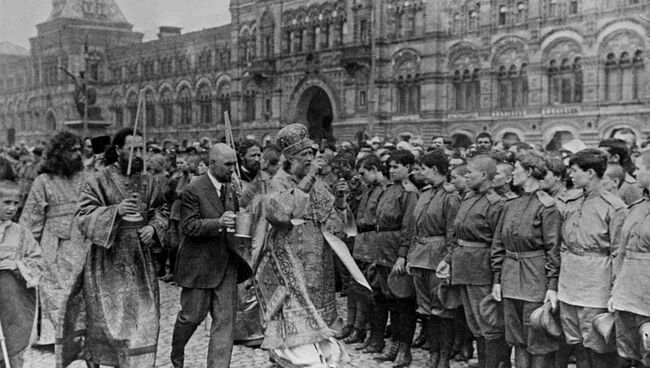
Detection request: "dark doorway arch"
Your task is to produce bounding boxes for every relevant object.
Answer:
[296,86,334,142]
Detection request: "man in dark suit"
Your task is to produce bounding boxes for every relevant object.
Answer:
[171,143,253,368]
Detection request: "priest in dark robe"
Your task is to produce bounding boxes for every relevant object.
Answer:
[71,128,168,368]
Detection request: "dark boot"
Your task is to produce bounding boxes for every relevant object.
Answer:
[393,343,413,368]
[343,327,365,344]
[438,318,454,368]
[364,302,388,353]
[426,317,441,368]
[413,315,429,348]
[374,340,400,362]
[530,353,553,368]
[574,345,592,368]
[471,337,486,368]
[514,347,531,368]
[590,351,619,368]
[485,337,509,368]
[355,328,372,350]
[555,343,573,368]
[335,324,353,339]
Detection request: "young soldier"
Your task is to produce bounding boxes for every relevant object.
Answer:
[558,149,626,367]
[436,154,507,368]
[407,150,461,368]
[353,155,389,353]
[371,150,418,367]
[610,147,650,368]
[492,153,561,368]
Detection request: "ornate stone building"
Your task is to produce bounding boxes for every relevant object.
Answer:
[1,0,649,149]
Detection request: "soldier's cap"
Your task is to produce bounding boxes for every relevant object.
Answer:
[436,281,462,310]
[592,312,616,345]
[387,270,415,299]
[529,302,562,338]
[91,135,111,155]
[478,294,504,329]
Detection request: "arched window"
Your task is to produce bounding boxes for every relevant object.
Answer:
[160,89,173,126]
[178,86,192,125]
[198,84,212,124]
[497,64,529,108]
[145,90,156,127]
[218,82,232,123]
[126,92,138,126]
[499,5,507,25]
[395,74,420,114]
[199,49,212,71]
[454,69,481,110]
[243,90,256,121]
[605,49,644,102]
[547,57,582,104]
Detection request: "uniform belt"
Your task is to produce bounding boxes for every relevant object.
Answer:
[415,235,445,243]
[457,239,489,248]
[625,251,650,260]
[357,224,376,234]
[564,248,610,257]
[505,249,545,260]
[376,225,401,232]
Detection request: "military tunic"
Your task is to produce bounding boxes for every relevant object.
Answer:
[612,196,650,365]
[558,185,626,353]
[618,173,642,206]
[352,181,386,264]
[492,190,561,354]
[448,188,505,339]
[408,183,460,318]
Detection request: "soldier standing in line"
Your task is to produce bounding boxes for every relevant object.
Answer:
[436,154,507,368]
[352,154,389,353]
[610,147,650,368]
[491,152,562,368]
[370,150,418,368]
[557,148,626,367]
[407,150,461,368]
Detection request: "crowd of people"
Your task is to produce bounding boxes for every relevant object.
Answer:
[0,124,648,368]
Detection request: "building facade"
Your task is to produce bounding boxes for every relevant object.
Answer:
[1,0,649,149]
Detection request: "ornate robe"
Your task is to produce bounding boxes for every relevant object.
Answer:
[70,164,167,368]
[19,172,89,346]
[259,169,346,351]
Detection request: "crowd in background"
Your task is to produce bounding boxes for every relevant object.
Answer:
[0,124,649,368]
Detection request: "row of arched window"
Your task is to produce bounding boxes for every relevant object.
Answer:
[110,49,232,82]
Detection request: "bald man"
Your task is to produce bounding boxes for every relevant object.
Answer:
[171,143,253,368]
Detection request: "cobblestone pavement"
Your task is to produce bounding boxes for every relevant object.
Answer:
[24,281,537,367]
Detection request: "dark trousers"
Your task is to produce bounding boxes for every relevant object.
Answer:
[171,264,237,368]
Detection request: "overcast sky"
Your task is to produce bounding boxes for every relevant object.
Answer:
[0,0,232,49]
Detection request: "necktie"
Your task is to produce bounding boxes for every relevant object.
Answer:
[220,183,227,208]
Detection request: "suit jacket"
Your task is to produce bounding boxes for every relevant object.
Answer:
[174,174,253,289]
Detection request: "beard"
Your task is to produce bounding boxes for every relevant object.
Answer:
[61,156,84,177]
[119,156,144,176]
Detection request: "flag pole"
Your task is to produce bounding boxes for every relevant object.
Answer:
[0,318,11,368]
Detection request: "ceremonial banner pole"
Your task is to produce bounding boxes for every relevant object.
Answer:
[142,89,147,174]
[127,90,144,176]
[223,111,241,178]
[0,318,11,368]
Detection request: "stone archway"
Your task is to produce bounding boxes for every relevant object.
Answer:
[295,86,334,142]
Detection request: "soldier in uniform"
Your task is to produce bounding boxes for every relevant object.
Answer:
[407,150,461,368]
[610,147,650,367]
[558,148,626,367]
[541,156,567,199]
[491,152,562,368]
[369,150,418,368]
[493,159,518,200]
[436,154,507,368]
[353,154,389,353]
[599,138,642,205]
